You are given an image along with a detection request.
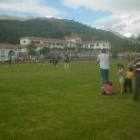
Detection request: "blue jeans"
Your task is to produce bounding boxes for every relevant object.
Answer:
[124,78,132,93]
[100,69,109,84]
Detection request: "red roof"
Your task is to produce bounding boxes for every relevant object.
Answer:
[0,43,25,49]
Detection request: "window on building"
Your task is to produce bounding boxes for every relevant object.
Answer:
[32,41,40,44]
[96,44,99,46]
[90,44,94,47]
[17,48,20,51]
[103,44,106,46]
[64,44,67,47]
[1,50,5,58]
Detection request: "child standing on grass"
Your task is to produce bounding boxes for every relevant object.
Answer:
[117,63,125,94]
[124,67,134,93]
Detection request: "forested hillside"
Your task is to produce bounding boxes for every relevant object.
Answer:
[0,18,138,52]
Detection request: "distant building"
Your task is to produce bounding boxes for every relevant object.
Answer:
[0,35,111,61]
[0,43,21,61]
[82,41,111,50]
[64,33,82,43]
[20,36,80,50]
[20,35,111,50]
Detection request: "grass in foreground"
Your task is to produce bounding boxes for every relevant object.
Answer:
[0,60,140,140]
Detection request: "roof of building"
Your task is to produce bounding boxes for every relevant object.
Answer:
[20,36,81,44]
[82,40,110,44]
[0,43,26,49]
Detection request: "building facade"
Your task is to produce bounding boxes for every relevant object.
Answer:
[20,36,111,50]
[0,43,21,61]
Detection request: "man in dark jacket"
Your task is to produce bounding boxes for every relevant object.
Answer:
[64,54,70,71]
[133,56,140,101]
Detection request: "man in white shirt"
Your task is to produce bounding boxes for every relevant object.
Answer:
[97,49,110,85]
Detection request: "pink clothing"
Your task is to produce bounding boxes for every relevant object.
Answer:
[104,83,114,94]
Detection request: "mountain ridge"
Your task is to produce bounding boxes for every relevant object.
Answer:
[0,15,136,52]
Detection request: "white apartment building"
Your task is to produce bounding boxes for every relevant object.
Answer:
[82,41,111,50]
[20,36,80,50]
[20,36,111,50]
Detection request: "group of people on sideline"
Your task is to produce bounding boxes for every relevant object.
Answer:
[97,48,140,101]
[36,54,70,71]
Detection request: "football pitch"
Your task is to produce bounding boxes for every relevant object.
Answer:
[0,59,140,140]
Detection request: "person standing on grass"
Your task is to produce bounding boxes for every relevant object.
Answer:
[97,49,110,85]
[124,67,134,93]
[133,56,140,101]
[117,63,125,94]
[64,54,70,71]
[16,55,20,66]
[127,52,134,68]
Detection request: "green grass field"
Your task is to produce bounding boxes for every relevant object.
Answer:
[0,60,140,140]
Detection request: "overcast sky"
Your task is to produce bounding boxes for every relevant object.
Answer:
[0,0,140,37]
